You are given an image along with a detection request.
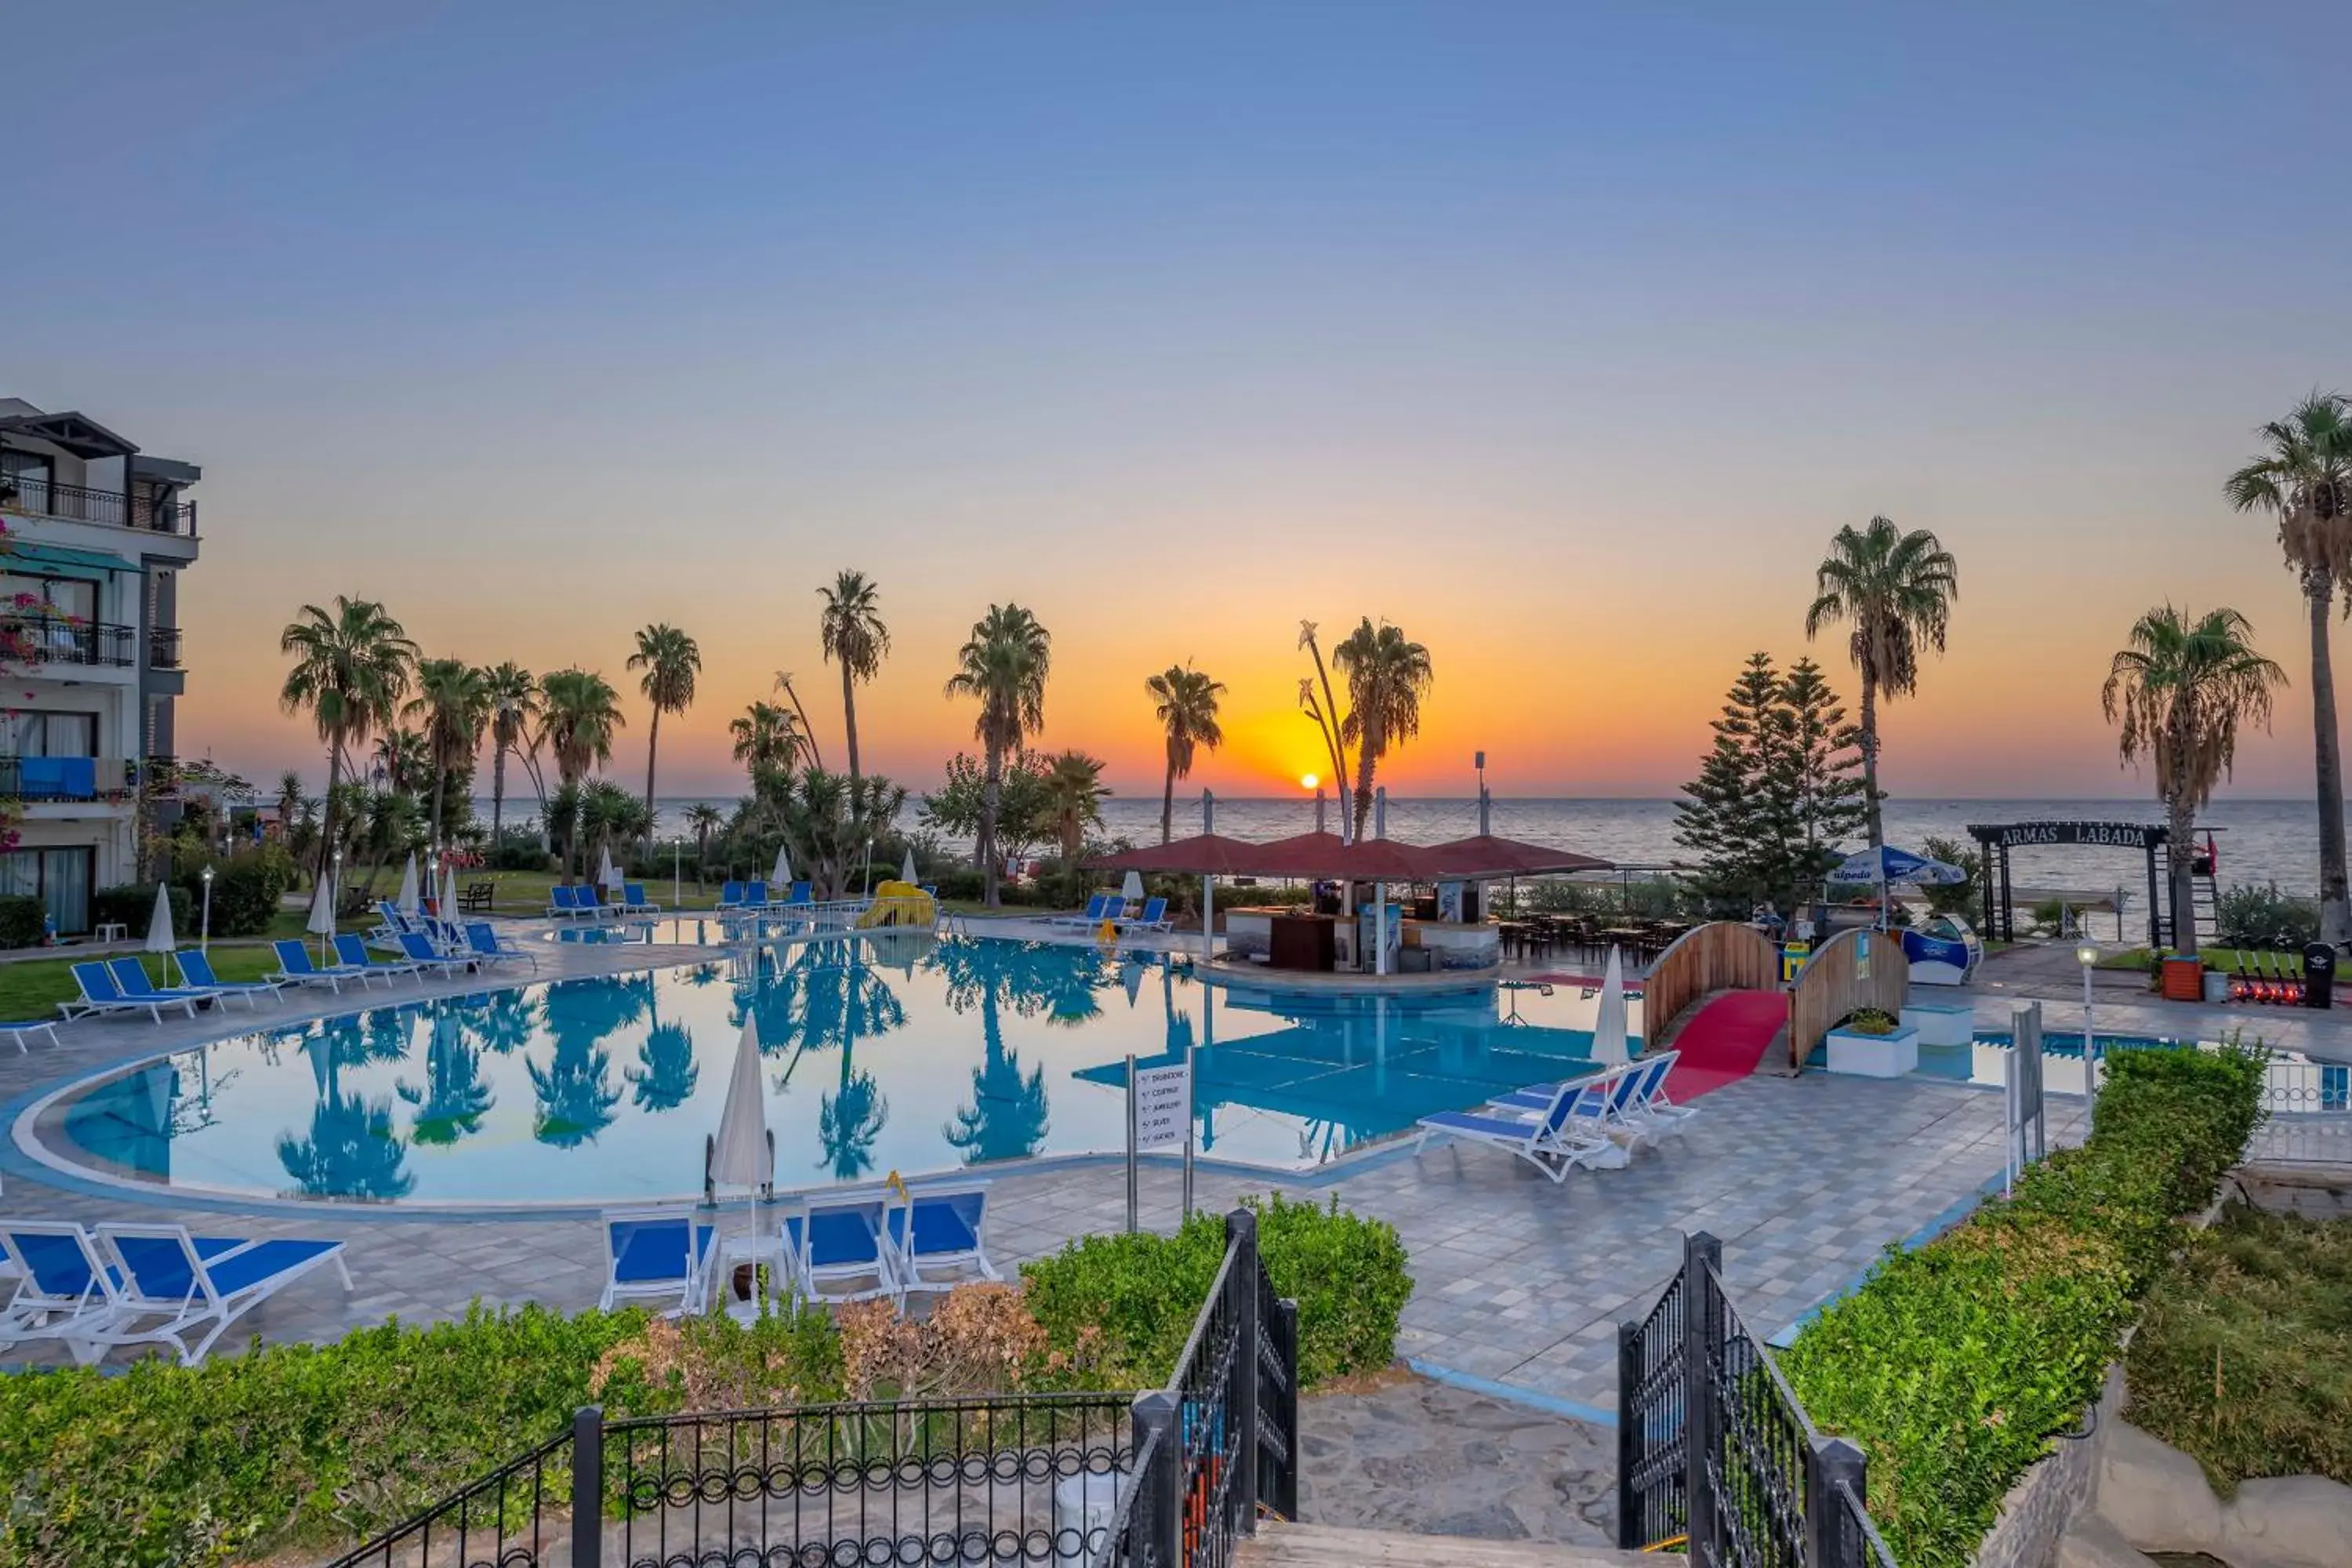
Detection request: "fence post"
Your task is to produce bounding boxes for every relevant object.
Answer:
[1272,1298,1301,1521]
[1806,1435,1867,1567]
[1615,1319,1641,1550]
[1131,1390,1183,1567]
[570,1405,604,1568]
[1682,1232,1724,1565]
[1225,1207,1262,1534]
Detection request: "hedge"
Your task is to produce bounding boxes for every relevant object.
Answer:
[0,1196,1408,1566]
[1780,1040,2267,1568]
[0,891,43,948]
[93,882,191,939]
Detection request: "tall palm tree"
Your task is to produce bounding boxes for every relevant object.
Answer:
[1331,619,1434,841]
[2227,392,2352,945]
[1039,750,1109,866]
[539,670,626,789]
[371,728,431,797]
[818,570,891,783]
[404,658,491,850]
[2103,606,2287,957]
[944,604,1052,906]
[626,623,701,839]
[482,662,541,846]
[278,597,417,875]
[685,801,725,885]
[729,701,805,775]
[1804,517,1960,848]
[1145,664,1226,843]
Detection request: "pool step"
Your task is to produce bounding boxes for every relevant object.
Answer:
[1236,1522,1655,1566]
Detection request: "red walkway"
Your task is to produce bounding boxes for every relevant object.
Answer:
[1663,989,1787,1100]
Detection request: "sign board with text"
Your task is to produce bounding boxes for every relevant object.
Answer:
[1132,1062,1192,1151]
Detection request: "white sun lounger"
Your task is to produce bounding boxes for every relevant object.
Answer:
[87,1222,351,1366]
[268,939,369,993]
[61,960,197,1023]
[782,1192,901,1306]
[1414,1069,1627,1181]
[884,1183,1001,1295]
[598,1207,717,1316]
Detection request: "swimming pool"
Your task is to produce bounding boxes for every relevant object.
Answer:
[1917,1030,2350,1111]
[543,913,857,946]
[27,935,1642,1206]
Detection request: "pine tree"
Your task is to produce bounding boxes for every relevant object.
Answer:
[1780,656,1867,891]
[1675,653,1869,913]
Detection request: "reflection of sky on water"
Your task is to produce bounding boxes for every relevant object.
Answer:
[39,935,1636,1204]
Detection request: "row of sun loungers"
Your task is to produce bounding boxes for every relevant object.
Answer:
[546,884,665,918]
[1054,894,1173,934]
[0,1220,350,1367]
[713,880,816,912]
[602,1183,996,1316]
[45,927,539,1029]
[1414,1053,1699,1182]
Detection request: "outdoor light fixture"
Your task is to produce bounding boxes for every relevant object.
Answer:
[200,864,213,953]
[2076,941,2100,1102]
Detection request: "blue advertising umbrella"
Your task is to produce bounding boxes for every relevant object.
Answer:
[1826,845,1967,887]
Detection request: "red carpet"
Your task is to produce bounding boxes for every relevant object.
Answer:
[1662,990,1787,1100]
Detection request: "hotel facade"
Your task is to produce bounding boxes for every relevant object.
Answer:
[0,398,200,934]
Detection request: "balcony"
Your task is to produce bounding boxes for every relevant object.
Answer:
[13,619,136,670]
[0,475,197,535]
[0,756,133,803]
[148,626,182,670]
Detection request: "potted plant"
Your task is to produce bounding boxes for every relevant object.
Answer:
[1824,1006,1920,1079]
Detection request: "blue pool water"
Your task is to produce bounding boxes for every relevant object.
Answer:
[34,935,1642,1205]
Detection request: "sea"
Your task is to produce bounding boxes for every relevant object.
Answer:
[493,794,2332,906]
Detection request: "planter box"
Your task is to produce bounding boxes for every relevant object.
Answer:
[2203,969,2230,1004]
[1826,1024,1919,1079]
[1902,1002,1975,1048]
[2161,956,2205,1001]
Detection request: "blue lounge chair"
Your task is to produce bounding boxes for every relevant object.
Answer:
[0,1221,144,1362]
[62,960,195,1024]
[333,933,423,987]
[742,880,771,910]
[267,939,368,993]
[463,921,539,971]
[108,956,222,1016]
[1119,896,1172,935]
[884,1183,1001,1295]
[787,880,813,906]
[546,885,585,919]
[90,1223,350,1367]
[1054,894,1113,931]
[1494,1057,1687,1148]
[397,930,474,978]
[1414,1072,1625,1181]
[621,883,660,915]
[716,880,748,910]
[598,1207,717,1315]
[782,1192,900,1305]
[0,1018,61,1052]
[174,950,282,1010]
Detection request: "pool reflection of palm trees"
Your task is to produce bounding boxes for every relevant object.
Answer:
[818,1068,888,1179]
[281,1018,416,1200]
[529,975,646,1146]
[932,938,1059,1166]
[397,1010,495,1145]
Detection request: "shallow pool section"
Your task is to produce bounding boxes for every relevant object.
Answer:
[1915,1031,2349,1111]
[31,935,1642,1205]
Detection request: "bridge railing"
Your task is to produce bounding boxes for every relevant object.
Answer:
[1645,921,1783,1040]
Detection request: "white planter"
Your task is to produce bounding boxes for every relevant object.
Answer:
[1826,1024,1919,1079]
[1901,1003,1974,1049]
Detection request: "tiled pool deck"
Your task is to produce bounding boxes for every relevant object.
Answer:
[7,921,2309,1421]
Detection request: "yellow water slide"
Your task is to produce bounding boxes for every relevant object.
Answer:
[857,881,938,928]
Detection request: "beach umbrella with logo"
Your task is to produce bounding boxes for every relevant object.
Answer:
[1828,844,1966,931]
[1589,945,1631,1065]
[396,853,421,917]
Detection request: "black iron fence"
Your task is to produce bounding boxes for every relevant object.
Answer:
[1619,1232,1896,1568]
[20,617,136,668]
[321,1209,1298,1568]
[148,624,183,669]
[0,474,197,533]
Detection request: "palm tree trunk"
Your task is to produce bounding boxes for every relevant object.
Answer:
[782,681,826,771]
[316,741,343,882]
[980,743,1004,907]
[492,744,506,844]
[1859,670,1883,848]
[644,707,662,858]
[1308,640,1353,836]
[1352,728,1380,842]
[1161,758,1176,844]
[842,666,862,783]
[427,744,445,851]
[2306,572,2350,945]
[2168,789,2200,959]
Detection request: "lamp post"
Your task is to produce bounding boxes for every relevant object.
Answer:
[672,834,682,910]
[199,864,213,953]
[2076,941,2100,1105]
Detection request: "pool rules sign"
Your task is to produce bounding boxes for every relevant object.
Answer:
[1124,1055,1195,1232]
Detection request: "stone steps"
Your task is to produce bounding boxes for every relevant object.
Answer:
[1236,1521,1658,1566]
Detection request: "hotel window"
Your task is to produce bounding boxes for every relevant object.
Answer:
[3,712,97,757]
[0,847,93,935]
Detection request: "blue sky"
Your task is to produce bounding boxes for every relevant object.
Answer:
[9,3,2351,797]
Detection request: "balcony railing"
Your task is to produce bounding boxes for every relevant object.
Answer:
[0,475,197,535]
[148,626,182,670]
[16,618,136,668]
[0,756,132,803]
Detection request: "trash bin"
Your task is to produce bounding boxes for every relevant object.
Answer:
[2304,943,2336,1009]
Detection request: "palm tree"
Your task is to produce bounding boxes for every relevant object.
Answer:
[626,624,701,841]
[1331,619,1434,841]
[771,671,826,770]
[371,728,431,797]
[944,604,1051,906]
[404,659,491,850]
[627,1021,699,1113]
[1803,517,1960,848]
[2226,392,2352,945]
[2103,605,2286,957]
[818,570,891,783]
[729,701,806,775]
[685,801,725,885]
[278,597,417,875]
[1039,750,1109,868]
[483,662,541,845]
[539,670,625,789]
[1145,664,1226,844]
[1298,622,1354,839]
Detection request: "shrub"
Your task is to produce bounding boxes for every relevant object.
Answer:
[1780,1038,2268,1568]
[2216,880,2320,949]
[1839,1007,1899,1036]
[180,845,298,938]
[93,880,189,938]
[0,892,43,947]
[1020,1193,1411,1389]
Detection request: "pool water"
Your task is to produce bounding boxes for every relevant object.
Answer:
[1911,1032,2350,1110]
[35,935,1642,1205]
[545,914,847,946]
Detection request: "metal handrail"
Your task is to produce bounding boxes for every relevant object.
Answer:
[0,474,197,534]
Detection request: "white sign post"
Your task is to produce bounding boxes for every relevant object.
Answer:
[1126,1056,1194,1233]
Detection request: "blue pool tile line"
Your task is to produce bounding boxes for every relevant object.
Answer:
[1406,1357,1619,1429]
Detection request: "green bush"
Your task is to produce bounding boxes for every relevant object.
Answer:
[178,846,298,938]
[1021,1193,1411,1388]
[0,891,44,947]
[1780,1039,2267,1568]
[93,881,190,938]
[2216,880,2320,950]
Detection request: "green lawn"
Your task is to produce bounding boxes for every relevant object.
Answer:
[0,942,292,1022]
